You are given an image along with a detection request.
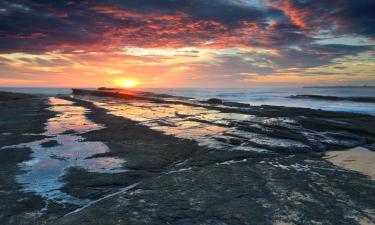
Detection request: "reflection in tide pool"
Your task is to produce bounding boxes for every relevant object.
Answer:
[81,96,302,153]
[89,97,250,150]
[44,98,101,135]
[1,97,126,209]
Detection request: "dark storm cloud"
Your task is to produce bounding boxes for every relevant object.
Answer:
[97,0,279,23]
[0,0,374,65]
[271,0,375,37]
[0,0,292,53]
[336,0,375,37]
[270,44,373,69]
[0,0,109,53]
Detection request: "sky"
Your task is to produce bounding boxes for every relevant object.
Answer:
[0,0,374,88]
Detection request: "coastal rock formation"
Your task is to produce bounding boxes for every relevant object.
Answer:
[55,89,375,225]
[1,91,375,225]
[0,92,64,225]
[206,98,223,104]
[72,89,375,153]
[56,155,375,225]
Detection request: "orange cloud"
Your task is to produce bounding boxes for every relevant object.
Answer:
[273,0,311,30]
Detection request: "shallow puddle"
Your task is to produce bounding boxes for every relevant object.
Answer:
[324,147,375,180]
[1,97,126,209]
[79,96,306,153]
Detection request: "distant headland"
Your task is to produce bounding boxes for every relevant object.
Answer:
[304,85,375,88]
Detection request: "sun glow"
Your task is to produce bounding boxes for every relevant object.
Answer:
[121,81,137,88]
[115,78,140,88]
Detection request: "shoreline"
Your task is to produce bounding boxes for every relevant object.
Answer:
[1,91,375,225]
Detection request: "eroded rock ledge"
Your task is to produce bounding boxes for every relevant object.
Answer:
[54,89,375,225]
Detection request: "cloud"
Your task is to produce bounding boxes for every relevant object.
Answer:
[269,44,373,69]
[271,0,375,37]
[1,0,373,53]
[0,0,374,87]
[0,0,299,53]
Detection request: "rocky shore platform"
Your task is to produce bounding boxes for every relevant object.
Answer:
[1,90,374,225]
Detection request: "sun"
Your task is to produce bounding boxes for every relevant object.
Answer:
[114,78,141,88]
[121,81,137,88]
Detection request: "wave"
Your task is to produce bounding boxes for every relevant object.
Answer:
[290,95,375,103]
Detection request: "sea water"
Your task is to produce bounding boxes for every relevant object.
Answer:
[1,87,375,115]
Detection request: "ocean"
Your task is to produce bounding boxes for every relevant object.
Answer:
[1,87,375,115]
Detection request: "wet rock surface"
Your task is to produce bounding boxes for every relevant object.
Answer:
[72,89,375,154]
[0,92,53,147]
[57,155,375,225]
[206,98,223,104]
[56,91,375,225]
[0,92,60,225]
[57,96,205,203]
[40,140,60,148]
[1,91,375,225]
[0,93,128,224]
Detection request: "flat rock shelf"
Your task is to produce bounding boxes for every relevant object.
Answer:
[1,90,374,225]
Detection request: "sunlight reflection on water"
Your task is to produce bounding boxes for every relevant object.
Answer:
[2,97,126,209]
[81,96,306,153]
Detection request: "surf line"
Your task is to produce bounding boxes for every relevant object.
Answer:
[63,182,140,217]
